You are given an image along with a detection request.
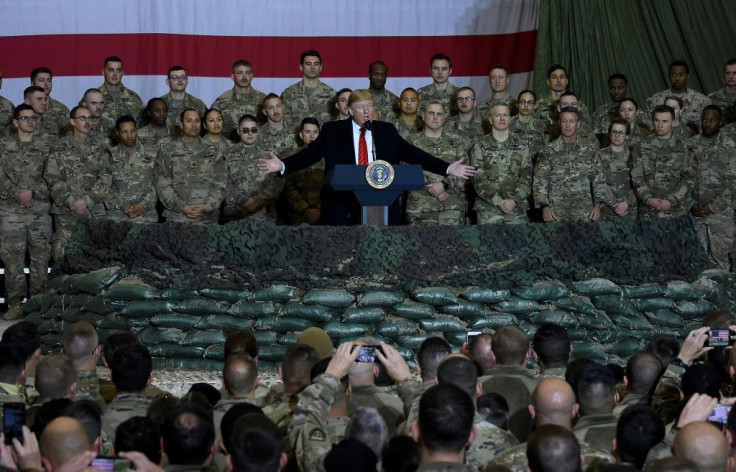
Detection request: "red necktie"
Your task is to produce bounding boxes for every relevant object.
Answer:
[359,127,368,165]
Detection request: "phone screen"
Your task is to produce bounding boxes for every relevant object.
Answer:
[3,402,25,445]
[709,329,731,347]
[709,404,731,424]
[91,457,133,472]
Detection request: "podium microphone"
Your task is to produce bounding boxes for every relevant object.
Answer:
[363,120,377,161]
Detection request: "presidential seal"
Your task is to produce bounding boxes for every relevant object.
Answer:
[366,160,394,189]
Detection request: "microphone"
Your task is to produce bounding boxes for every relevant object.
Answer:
[363,120,377,160]
[363,120,373,131]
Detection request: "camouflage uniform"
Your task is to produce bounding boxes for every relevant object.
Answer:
[672,123,696,140]
[533,136,602,221]
[137,124,176,147]
[0,134,53,307]
[211,88,267,137]
[223,142,284,222]
[406,132,467,225]
[0,382,25,434]
[687,131,736,270]
[161,92,207,129]
[476,94,515,122]
[707,87,736,113]
[535,97,592,127]
[282,155,324,226]
[572,413,617,453]
[645,88,711,132]
[417,462,475,472]
[612,392,647,417]
[630,134,696,220]
[417,82,458,116]
[592,146,637,220]
[593,102,620,136]
[466,414,519,471]
[73,370,106,409]
[288,373,350,472]
[34,114,63,141]
[213,397,265,443]
[203,135,234,154]
[102,392,150,444]
[347,384,405,434]
[259,123,298,157]
[105,139,159,223]
[99,84,144,128]
[262,390,299,468]
[723,122,736,141]
[651,363,684,426]
[43,97,70,138]
[45,135,111,260]
[509,117,548,161]
[387,116,422,140]
[88,115,116,146]
[281,80,336,126]
[469,133,532,224]
[0,95,13,137]
[370,89,399,121]
[154,138,227,224]
[492,439,615,472]
[445,114,487,149]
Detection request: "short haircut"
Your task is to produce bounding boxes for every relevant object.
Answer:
[30,66,53,81]
[646,335,679,367]
[203,108,222,123]
[381,435,420,472]
[224,330,259,359]
[238,114,258,126]
[35,353,75,399]
[518,89,537,101]
[24,85,45,99]
[725,58,736,68]
[146,392,179,434]
[162,401,215,466]
[102,331,139,365]
[146,97,167,111]
[115,114,136,131]
[180,107,200,123]
[232,59,252,72]
[0,342,25,384]
[702,104,723,119]
[167,65,185,75]
[430,52,452,67]
[669,60,689,75]
[300,117,321,131]
[652,104,675,121]
[608,117,631,135]
[115,416,161,464]
[526,424,581,472]
[619,97,638,110]
[533,324,570,367]
[65,399,103,444]
[345,407,389,458]
[104,55,123,66]
[664,95,684,109]
[13,103,35,118]
[228,413,282,472]
[625,350,662,395]
[282,344,320,387]
[547,64,567,78]
[559,91,579,101]
[69,105,89,120]
[417,383,475,453]
[491,325,529,366]
[681,363,722,399]
[32,398,73,437]
[436,355,478,399]
[576,363,617,415]
[417,337,452,381]
[223,353,258,396]
[2,321,41,363]
[455,86,475,98]
[301,50,321,64]
[261,93,281,105]
[82,88,103,102]
[616,404,665,469]
[62,321,98,363]
[368,60,388,74]
[558,106,581,122]
[220,402,264,453]
[608,73,628,84]
[477,392,510,428]
[489,64,509,74]
[108,344,152,393]
[348,89,374,107]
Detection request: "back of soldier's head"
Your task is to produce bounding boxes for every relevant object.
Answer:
[0,341,25,384]
[115,416,161,464]
[681,363,721,399]
[382,435,420,472]
[35,353,75,400]
[65,399,103,446]
[468,332,493,373]
[162,400,215,466]
[648,456,699,472]
[625,350,663,395]
[533,323,570,367]
[673,421,730,472]
[436,355,478,399]
[476,393,509,428]
[221,403,264,454]
[417,337,451,381]
[526,424,581,472]
[645,335,679,367]
[281,344,320,387]
[491,325,529,366]
[223,353,258,396]
[229,413,282,472]
[224,330,259,359]
[417,383,475,454]
[108,343,152,393]
[345,407,389,458]
[615,404,665,469]
[2,321,41,364]
[576,363,617,415]
[102,331,139,365]
[39,417,92,470]
[31,398,73,437]
[62,321,99,364]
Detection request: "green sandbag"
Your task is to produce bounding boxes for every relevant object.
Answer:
[22,293,56,314]
[229,301,281,318]
[592,295,639,317]
[53,294,89,308]
[43,306,63,320]
[444,331,467,347]
[566,328,589,341]
[60,266,126,295]
[468,312,520,329]
[517,281,570,301]
[252,285,304,302]
[38,320,57,335]
[676,300,718,320]
[553,296,598,316]
[376,318,420,338]
[199,288,250,303]
[590,330,630,344]
[181,330,227,346]
[303,289,355,308]
[137,327,186,345]
[645,309,684,328]
[160,289,200,301]
[358,291,406,307]
[665,281,708,301]
[460,287,511,304]
[607,338,646,358]
[79,312,105,326]
[518,321,537,338]
[608,312,653,330]
[395,345,416,362]
[46,275,68,291]
[342,307,386,324]
[252,331,279,345]
[413,287,458,306]
[439,300,487,320]
[153,357,221,370]
[419,316,466,333]
[149,314,198,330]
[120,300,177,318]
[632,298,677,312]
[278,332,300,346]
[194,314,250,331]
[254,316,316,333]
[60,307,82,322]
[41,334,62,351]
[571,342,608,362]
[105,277,159,301]
[397,334,433,350]
[572,278,621,296]
[203,344,225,360]
[280,302,337,322]
[527,309,579,328]
[82,296,127,315]
[23,312,44,324]
[258,344,289,362]
[174,298,229,315]
[150,343,204,359]
[321,321,371,338]
[495,297,540,315]
[392,302,435,320]
[622,283,666,299]
[96,315,131,331]
[577,310,614,329]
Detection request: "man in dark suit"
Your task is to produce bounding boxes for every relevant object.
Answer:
[260,89,475,225]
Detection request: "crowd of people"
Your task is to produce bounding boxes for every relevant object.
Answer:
[1,312,736,471]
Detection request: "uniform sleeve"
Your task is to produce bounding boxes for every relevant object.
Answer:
[470,142,503,207]
[85,147,113,208]
[532,149,550,208]
[592,150,615,207]
[664,148,696,205]
[252,172,285,207]
[203,150,228,213]
[45,150,74,208]
[512,145,533,205]
[154,147,185,212]
[0,142,21,200]
[629,143,653,204]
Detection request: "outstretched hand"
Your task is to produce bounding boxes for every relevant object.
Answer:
[259,152,284,174]
[447,159,476,179]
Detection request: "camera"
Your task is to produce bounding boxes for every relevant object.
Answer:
[356,345,382,363]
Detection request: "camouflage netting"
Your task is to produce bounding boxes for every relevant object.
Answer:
[23,218,736,369]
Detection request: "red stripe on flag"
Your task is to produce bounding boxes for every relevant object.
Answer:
[0,32,536,78]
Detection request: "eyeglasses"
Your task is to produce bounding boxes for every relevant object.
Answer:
[518,99,535,106]
[74,116,92,122]
[240,127,258,134]
[17,116,39,123]
[610,130,628,136]
[169,75,188,81]
[457,97,475,103]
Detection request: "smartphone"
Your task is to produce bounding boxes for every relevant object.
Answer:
[466,331,482,348]
[3,402,25,445]
[356,345,382,363]
[709,404,731,424]
[708,329,732,347]
[91,456,133,472]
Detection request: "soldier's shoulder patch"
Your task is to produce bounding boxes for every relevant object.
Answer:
[308,427,327,442]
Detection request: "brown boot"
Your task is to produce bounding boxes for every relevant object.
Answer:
[3,305,24,321]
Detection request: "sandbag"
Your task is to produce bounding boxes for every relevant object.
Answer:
[608,312,653,330]
[120,300,177,318]
[632,298,678,312]
[419,316,467,333]
[342,307,386,324]
[174,298,229,315]
[468,312,520,330]
[460,287,511,304]
[137,327,186,345]
[150,343,204,359]
[376,318,420,338]
[258,344,289,362]
[82,296,126,315]
[105,277,159,301]
[199,288,250,303]
[358,291,406,307]
[59,266,126,295]
[321,321,371,338]
[517,281,570,301]
[149,314,198,330]
[607,338,646,358]
[228,301,281,318]
[278,332,300,346]
[181,330,227,347]
[572,278,621,296]
[577,310,614,329]
[676,300,718,321]
[303,289,355,308]
[527,309,579,328]
[153,358,221,370]
[252,285,304,302]
[553,296,598,316]
[495,298,540,315]
[21,293,56,314]
[397,334,433,350]
[413,287,458,306]
[622,283,666,299]
[566,328,589,341]
[645,309,684,328]
[444,332,468,347]
[571,342,608,362]
[254,316,316,333]
[60,307,82,323]
[203,344,226,360]
[280,302,338,322]
[439,300,487,320]
[592,295,639,317]
[665,281,708,301]
[392,302,436,320]
[78,312,105,326]
[252,331,279,345]
[160,289,200,301]
[194,315,251,331]
[96,315,131,331]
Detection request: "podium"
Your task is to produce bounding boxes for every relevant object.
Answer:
[328,163,425,225]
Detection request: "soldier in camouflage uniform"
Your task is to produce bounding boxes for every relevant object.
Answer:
[592,118,637,220]
[476,65,516,120]
[281,50,336,126]
[593,73,628,139]
[367,61,398,121]
[0,105,53,320]
[223,115,284,222]
[535,65,592,127]
[30,67,69,139]
[161,65,207,129]
[99,56,144,134]
[332,88,352,121]
[211,59,267,138]
[445,87,486,149]
[23,86,59,140]
[549,92,599,148]
[282,117,323,225]
[154,108,226,224]
[534,107,603,222]
[417,53,458,116]
[0,343,27,430]
[664,96,697,140]
[0,69,13,137]
[137,97,177,146]
[630,105,696,220]
[618,97,652,146]
[387,88,423,139]
[406,100,468,225]
[63,321,106,409]
[104,115,159,223]
[202,108,234,153]
[45,105,111,260]
[259,94,299,157]
[708,59,736,114]
[646,60,711,133]
[80,88,115,145]
[688,105,736,270]
[510,90,547,161]
[470,102,532,224]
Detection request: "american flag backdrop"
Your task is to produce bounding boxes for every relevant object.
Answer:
[0,0,539,113]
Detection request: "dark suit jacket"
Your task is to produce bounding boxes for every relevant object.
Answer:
[281,119,450,225]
